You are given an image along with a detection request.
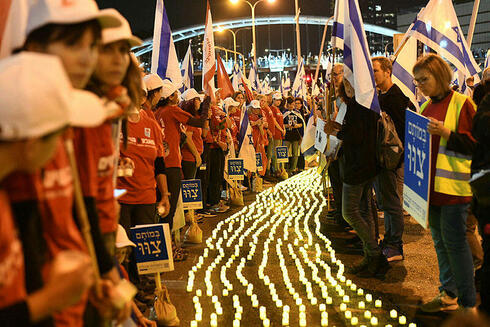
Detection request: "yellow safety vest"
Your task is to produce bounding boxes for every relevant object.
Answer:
[420,91,475,197]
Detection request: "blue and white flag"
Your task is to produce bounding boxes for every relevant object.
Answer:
[180,42,194,92]
[485,49,490,71]
[231,63,241,91]
[238,109,257,172]
[291,57,307,100]
[248,61,260,92]
[405,0,480,80]
[151,0,183,86]
[331,0,344,50]
[281,74,291,97]
[342,0,380,113]
[392,37,420,110]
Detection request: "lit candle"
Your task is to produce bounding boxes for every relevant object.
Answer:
[375,300,382,308]
[340,303,347,311]
[364,310,371,319]
[370,317,378,326]
[345,310,352,319]
[358,301,365,309]
[366,294,372,302]
[399,316,407,325]
[390,310,397,319]
[190,320,197,327]
[351,317,358,325]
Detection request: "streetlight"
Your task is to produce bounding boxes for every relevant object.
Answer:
[218,27,251,67]
[229,0,276,67]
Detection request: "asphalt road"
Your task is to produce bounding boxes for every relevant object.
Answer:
[156,170,473,326]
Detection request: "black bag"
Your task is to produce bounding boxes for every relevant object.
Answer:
[376,111,403,170]
[470,170,490,206]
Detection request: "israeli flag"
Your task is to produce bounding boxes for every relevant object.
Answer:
[151,0,183,86]
[231,63,241,91]
[392,37,420,110]
[291,57,307,100]
[485,49,490,71]
[180,42,194,92]
[238,109,257,172]
[342,0,380,113]
[281,74,291,97]
[331,0,344,50]
[404,0,480,81]
[248,61,260,92]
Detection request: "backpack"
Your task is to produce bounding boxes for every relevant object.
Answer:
[376,111,403,170]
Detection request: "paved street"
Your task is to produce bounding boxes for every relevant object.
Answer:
[161,170,460,326]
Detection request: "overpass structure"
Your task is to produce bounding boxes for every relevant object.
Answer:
[133,15,398,56]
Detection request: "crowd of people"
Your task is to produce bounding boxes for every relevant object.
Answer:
[0,0,489,326]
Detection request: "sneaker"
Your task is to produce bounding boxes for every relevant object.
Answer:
[357,253,390,279]
[382,247,404,262]
[347,256,369,274]
[199,209,217,217]
[420,291,459,312]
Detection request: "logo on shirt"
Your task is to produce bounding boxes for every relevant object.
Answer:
[144,128,151,138]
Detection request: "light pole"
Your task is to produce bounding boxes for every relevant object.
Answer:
[230,0,276,68]
[218,27,251,66]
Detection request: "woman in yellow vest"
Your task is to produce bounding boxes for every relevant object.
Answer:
[413,54,477,313]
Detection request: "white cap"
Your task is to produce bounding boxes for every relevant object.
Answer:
[249,100,261,109]
[272,93,282,100]
[0,52,107,141]
[100,9,142,47]
[143,74,163,92]
[181,88,203,102]
[26,0,121,36]
[115,225,136,248]
[161,79,180,99]
[223,97,240,112]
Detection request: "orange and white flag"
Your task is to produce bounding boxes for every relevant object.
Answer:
[202,0,216,101]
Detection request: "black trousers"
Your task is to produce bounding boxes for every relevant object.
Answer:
[182,160,198,180]
[207,147,225,206]
[474,198,490,315]
[162,167,182,230]
[196,144,211,207]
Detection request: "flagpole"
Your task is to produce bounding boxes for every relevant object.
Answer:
[466,0,480,47]
[295,0,302,71]
[313,16,334,88]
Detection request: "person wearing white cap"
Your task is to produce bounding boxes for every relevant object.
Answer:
[180,89,204,180]
[154,81,211,234]
[21,2,133,325]
[223,97,241,150]
[247,99,268,177]
[142,73,164,121]
[271,92,286,177]
[0,52,106,326]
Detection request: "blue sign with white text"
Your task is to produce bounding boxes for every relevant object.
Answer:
[276,146,289,163]
[228,158,244,180]
[256,153,263,170]
[130,224,174,274]
[181,179,203,210]
[403,110,431,228]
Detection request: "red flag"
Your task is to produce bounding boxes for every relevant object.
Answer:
[216,55,234,99]
[241,77,253,103]
[202,0,216,102]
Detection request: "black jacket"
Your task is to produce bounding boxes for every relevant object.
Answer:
[337,98,378,185]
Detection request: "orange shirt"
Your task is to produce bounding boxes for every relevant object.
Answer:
[182,125,203,162]
[154,105,192,168]
[263,105,276,137]
[271,105,284,140]
[0,190,26,309]
[117,113,164,204]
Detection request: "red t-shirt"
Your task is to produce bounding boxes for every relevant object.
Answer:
[3,139,89,326]
[249,113,267,175]
[263,105,276,138]
[73,123,117,234]
[422,91,475,206]
[182,125,203,162]
[117,113,164,204]
[0,189,26,309]
[271,105,284,140]
[209,105,227,149]
[154,105,192,168]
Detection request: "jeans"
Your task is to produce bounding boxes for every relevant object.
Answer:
[342,179,380,257]
[429,203,476,308]
[374,168,404,250]
[473,198,490,314]
[328,158,344,223]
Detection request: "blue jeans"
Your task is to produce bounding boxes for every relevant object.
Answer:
[342,180,381,257]
[374,168,404,250]
[429,203,476,308]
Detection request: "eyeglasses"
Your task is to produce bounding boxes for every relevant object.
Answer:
[414,76,430,86]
